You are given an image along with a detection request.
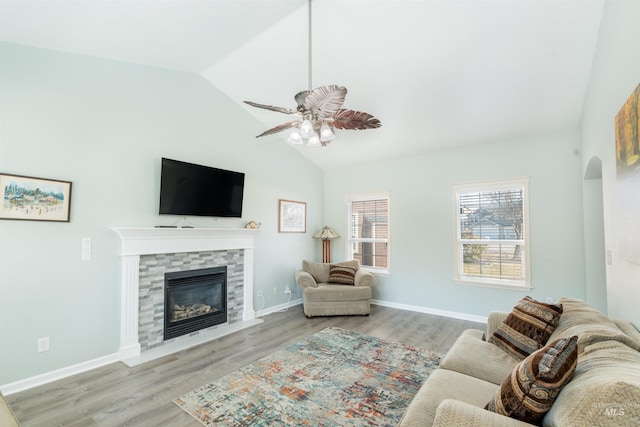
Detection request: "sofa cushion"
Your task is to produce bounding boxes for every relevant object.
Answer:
[489,296,563,360]
[328,264,356,285]
[399,368,499,427]
[485,335,578,425]
[543,339,640,426]
[440,329,518,385]
[433,400,535,427]
[550,297,640,354]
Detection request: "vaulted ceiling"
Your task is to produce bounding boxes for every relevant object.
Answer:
[0,0,604,170]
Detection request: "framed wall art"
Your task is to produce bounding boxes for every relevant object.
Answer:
[615,82,640,264]
[0,173,72,222]
[278,199,306,233]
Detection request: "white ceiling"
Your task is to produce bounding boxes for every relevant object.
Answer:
[0,0,604,170]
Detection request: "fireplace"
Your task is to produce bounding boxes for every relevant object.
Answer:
[164,266,227,340]
[113,227,259,363]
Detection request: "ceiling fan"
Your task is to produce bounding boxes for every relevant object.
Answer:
[243,0,381,147]
[244,85,381,146]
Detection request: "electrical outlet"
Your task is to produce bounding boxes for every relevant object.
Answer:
[545,297,553,304]
[273,286,278,295]
[37,337,50,352]
[257,291,263,297]
[284,284,292,294]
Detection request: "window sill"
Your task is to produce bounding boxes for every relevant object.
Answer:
[362,267,391,277]
[453,279,531,292]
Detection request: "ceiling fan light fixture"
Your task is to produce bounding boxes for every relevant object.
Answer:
[287,128,304,144]
[299,119,315,139]
[307,133,321,147]
[319,124,335,142]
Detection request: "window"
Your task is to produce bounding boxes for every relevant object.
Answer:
[346,193,390,273]
[453,178,530,289]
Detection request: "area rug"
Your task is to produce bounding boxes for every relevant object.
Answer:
[174,326,442,426]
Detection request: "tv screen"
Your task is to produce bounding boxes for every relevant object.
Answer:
[159,158,245,218]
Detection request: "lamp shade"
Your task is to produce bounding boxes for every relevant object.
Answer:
[319,124,335,142]
[313,226,340,240]
[307,132,321,147]
[299,119,315,139]
[287,128,303,144]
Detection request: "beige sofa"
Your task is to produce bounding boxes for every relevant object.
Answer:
[400,297,640,426]
[294,259,374,317]
[1,391,20,426]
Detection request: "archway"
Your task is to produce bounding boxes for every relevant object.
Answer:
[583,156,607,313]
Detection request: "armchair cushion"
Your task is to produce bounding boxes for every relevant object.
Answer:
[302,259,360,284]
[328,265,356,285]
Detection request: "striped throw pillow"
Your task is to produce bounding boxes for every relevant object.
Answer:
[485,335,578,424]
[489,296,563,360]
[328,265,357,285]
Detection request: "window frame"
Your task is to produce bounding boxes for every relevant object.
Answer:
[345,192,391,275]
[452,178,531,290]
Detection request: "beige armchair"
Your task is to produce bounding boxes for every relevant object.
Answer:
[295,259,375,317]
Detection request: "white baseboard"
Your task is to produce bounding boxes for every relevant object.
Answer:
[256,298,303,318]
[371,299,488,324]
[1,353,120,396]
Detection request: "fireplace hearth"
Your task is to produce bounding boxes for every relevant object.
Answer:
[164,266,227,340]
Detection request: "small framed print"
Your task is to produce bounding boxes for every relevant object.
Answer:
[0,173,72,222]
[278,199,306,233]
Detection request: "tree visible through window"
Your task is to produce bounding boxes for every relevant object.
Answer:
[347,194,389,272]
[454,179,530,288]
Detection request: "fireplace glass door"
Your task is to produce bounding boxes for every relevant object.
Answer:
[164,266,227,340]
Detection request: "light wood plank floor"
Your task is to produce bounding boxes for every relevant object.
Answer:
[6,304,485,426]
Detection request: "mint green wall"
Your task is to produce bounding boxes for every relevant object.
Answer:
[324,129,586,316]
[0,43,323,385]
[5,0,637,386]
[581,0,640,326]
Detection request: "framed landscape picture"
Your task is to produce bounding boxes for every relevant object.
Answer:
[0,173,72,222]
[615,82,640,264]
[278,199,306,233]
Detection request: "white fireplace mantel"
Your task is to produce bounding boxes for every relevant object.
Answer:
[112,227,259,363]
[113,226,259,256]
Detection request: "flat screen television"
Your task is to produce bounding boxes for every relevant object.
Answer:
[159,158,245,218]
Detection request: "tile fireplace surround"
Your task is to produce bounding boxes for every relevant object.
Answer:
[112,227,261,366]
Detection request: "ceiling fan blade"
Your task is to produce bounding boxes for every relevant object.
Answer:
[244,101,297,115]
[294,90,309,108]
[255,120,302,138]
[304,85,347,117]
[331,109,382,130]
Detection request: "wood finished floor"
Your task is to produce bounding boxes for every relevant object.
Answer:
[7,304,485,427]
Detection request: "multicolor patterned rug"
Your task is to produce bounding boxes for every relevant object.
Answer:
[175,327,442,426]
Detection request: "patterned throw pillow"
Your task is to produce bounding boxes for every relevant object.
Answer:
[489,296,563,360]
[328,265,357,285]
[485,335,578,425]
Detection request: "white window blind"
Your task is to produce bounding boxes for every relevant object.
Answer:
[453,178,530,289]
[347,194,390,272]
